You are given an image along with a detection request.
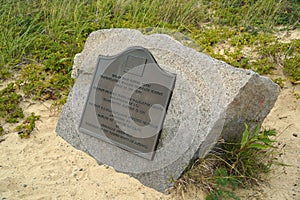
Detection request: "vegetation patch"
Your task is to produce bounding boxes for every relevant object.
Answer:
[15,113,40,139]
[0,82,24,123]
[172,124,277,199]
[283,39,300,84]
[0,125,4,136]
[203,0,299,30]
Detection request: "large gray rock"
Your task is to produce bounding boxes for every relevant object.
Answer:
[56,29,279,192]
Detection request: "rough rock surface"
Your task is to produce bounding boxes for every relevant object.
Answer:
[56,29,279,192]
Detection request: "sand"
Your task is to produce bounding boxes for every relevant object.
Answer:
[0,101,171,200]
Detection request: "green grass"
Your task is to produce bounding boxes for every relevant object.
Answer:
[0,82,24,123]
[0,125,4,136]
[15,112,40,139]
[205,0,299,30]
[172,124,277,200]
[0,0,299,84]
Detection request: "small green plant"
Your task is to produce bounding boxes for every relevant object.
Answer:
[0,126,4,136]
[284,54,300,84]
[293,92,300,99]
[173,123,277,199]
[206,167,241,200]
[273,78,285,88]
[0,83,24,123]
[14,113,40,139]
[17,64,74,101]
[206,124,277,199]
[221,124,276,179]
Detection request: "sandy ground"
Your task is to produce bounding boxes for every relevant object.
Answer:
[237,83,300,200]
[0,101,170,200]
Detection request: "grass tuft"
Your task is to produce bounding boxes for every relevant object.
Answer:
[15,112,40,139]
[172,123,278,199]
[0,82,24,123]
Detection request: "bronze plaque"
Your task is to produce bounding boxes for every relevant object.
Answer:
[79,47,176,160]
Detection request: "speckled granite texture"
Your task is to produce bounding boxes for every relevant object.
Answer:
[56,29,279,192]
